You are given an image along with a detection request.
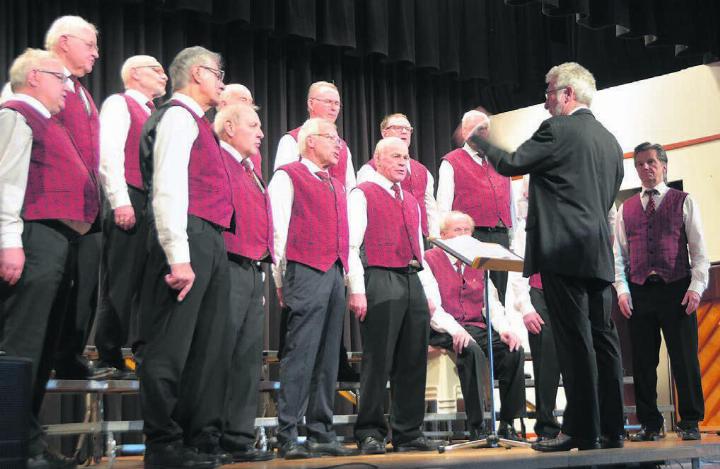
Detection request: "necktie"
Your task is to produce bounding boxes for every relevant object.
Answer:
[71,76,91,114]
[391,183,402,204]
[243,158,264,192]
[146,100,156,112]
[455,259,464,277]
[316,171,334,192]
[645,189,658,215]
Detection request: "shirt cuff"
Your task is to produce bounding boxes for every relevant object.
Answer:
[164,242,191,265]
[107,188,132,210]
[347,273,366,295]
[689,279,706,296]
[272,265,283,288]
[613,282,630,297]
[0,232,23,249]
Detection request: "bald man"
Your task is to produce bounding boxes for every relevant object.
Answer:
[95,55,167,376]
[349,137,439,454]
[436,110,515,305]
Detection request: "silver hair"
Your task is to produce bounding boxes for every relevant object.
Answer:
[9,48,59,91]
[168,46,222,93]
[45,15,97,51]
[373,137,406,159]
[297,117,335,156]
[461,110,490,129]
[439,210,476,233]
[546,62,596,106]
[120,55,161,86]
[213,102,257,138]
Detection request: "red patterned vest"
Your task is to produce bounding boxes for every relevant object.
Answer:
[280,161,349,272]
[2,100,99,223]
[121,94,149,190]
[368,158,429,236]
[55,77,100,184]
[287,126,349,187]
[425,247,486,329]
[623,189,690,285]
[443,148,512,228]
[356,181,423,268]
[221,148,274,261]
[529,273,543,290]
[169,100,234,229]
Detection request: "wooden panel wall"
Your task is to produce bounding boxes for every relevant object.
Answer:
[699,264,720,430]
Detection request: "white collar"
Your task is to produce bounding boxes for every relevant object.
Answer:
[10,93,52,118]
[171,92,205,117]
[125,88,153,111]
[220,140,250,167]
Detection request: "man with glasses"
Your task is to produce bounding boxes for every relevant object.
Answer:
[615,143,708,442]
[274,81,356,190]
[43,15,106,380]
[94,55,167,378]
[437,110,515,305]
[136,46,233,469]
[1,48,93,469]
[268,118,357,459]
[464,62,625,452]
[357,113,440,240]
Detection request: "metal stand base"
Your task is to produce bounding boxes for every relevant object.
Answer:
[438,432,531,452]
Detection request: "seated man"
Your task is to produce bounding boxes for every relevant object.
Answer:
[421,210,526,441]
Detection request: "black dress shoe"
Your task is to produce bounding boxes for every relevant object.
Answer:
[198,446,232,465]
[531,433,600,452]
[225,447,275,462]
[393,436,441,452]
[600,434,625,448]
[306,439,360,457]
[27,449,77,469]
[144,443,218,469]
[629,427,664,442]
[278,440,311,459]
[534,433,559,443]
[497,421,525,442]
[677,426,701,441]
[357,436,386,455]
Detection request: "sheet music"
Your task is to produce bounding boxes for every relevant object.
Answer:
[431,235,524,272]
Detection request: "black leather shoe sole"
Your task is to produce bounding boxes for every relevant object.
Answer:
[231,450,275,462]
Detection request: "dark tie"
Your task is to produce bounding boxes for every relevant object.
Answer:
[455,259,464,277]
[316,171,334,192]
[242,158,264,192]
[645,189,658,216]
[391,183,402,204]
[146,100,156,111]
[70,76,91,114]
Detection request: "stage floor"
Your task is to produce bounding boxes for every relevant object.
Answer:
[98,434,720,468]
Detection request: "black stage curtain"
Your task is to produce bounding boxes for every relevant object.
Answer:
[1,0,717,449]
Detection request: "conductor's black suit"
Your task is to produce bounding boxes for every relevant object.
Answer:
[468,108,625,442]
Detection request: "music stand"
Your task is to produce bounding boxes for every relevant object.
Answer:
[430,235,531,451]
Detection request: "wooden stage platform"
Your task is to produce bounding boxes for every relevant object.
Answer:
[95,434,720,468]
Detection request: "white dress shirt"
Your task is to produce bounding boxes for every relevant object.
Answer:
[99,89,153,209]
[268,158,330,287]
[420,250,511,337]
[436,143,516,234]
[613,182,709,297]
[0,94,50,249]
[152,92,204,265]
[357,160,440,238]
[346,171,427,295]
[0,82,13,103]
[273,133,357,191]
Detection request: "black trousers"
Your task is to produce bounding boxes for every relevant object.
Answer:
[429,325,525,430]
[54,228,102,376]
[0,221,79,456]
[472,227,510,305]
[95,187,148,367]
[528,288,562,437]
[541,272,624,440]
[221,258,265,449]
[354,268,430,445]
[628,276,703,430]
[277,261,345,444]
[138,216,231,447]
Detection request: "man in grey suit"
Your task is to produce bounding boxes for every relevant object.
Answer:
[466,62,625,452]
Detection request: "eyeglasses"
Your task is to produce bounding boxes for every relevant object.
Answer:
[312,133,342,145]
[199,65,225,81]
[35,69,69,84]
[544,86,567,99]
[133,65,166,75]
[310,97,342,108]
[385,125,413,133]
[64,34,99,53]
